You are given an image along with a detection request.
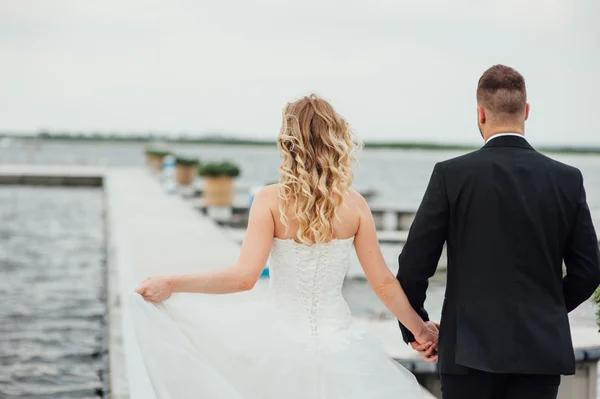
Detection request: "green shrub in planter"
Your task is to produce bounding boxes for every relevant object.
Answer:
[593,287,600,329]
[175,156,200,185]
[145,149,171,158]
[175,156,200,166]
[145,148,172,172]
[199,161,241,206]
[198,161,241,178]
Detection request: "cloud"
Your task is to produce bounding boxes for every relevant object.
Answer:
[0,0,598,145]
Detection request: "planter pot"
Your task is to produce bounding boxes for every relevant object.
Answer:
[176,164,197,186]
[146,155,165,173]
[204,176,234,206]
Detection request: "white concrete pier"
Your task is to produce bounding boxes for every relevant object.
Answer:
[0,164,105,186]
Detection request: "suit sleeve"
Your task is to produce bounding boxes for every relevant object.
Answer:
[563,173,600,312]
[397,162,449,343]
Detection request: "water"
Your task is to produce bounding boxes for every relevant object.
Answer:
[2,139,600,221]
[0,187,105,398]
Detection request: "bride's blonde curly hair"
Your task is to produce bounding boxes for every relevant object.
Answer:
[277,94,362,245]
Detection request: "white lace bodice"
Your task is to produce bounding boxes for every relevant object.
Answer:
[267,237,355,337]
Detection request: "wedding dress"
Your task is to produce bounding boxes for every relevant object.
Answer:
[130,237,424,398]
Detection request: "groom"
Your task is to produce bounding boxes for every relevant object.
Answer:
[397,64,600,398]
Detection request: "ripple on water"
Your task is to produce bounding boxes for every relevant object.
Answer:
[0,187,105,398]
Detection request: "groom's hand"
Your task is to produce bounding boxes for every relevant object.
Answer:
[410,341,438,363]
[412,321,440,362]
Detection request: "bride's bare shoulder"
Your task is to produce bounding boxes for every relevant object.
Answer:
[345,189,369,209]
[253,184,280,207]
[261,183,280,194]
[256,185,368,215]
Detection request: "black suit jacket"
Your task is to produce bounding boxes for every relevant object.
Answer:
[397,135,600,375]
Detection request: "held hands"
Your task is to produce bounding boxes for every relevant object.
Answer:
[135,276,174,303]
[412,321,440,363]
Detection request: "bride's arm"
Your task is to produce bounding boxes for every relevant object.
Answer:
[353,194,437,345]
[136,188,275,300]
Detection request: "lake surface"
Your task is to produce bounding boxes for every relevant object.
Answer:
[0,187,105,398]
[2,139,600,224]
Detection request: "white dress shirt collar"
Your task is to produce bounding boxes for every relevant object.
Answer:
[485,133,526,144]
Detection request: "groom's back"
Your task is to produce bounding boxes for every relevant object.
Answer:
[438,135,600,375]
[444,139,579,306]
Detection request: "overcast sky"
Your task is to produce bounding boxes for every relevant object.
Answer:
[1,0,599,145]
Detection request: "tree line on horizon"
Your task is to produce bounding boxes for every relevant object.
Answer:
[0,131,599,155]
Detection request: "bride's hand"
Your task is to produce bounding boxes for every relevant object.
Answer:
[413,321,440,362]
[415,321,439,345]
[136,276,174,303]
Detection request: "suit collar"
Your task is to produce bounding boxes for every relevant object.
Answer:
[482,135,534,150]
[485,133,524,144]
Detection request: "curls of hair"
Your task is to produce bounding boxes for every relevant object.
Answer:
[277,94,363,245]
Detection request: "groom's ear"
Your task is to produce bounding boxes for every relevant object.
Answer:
[477,105,486,124]
[525,103,530,121]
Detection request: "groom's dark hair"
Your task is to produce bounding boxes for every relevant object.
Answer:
[477,65,527,120]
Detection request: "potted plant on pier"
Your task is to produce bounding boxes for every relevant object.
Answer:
[593,287,600,330]
[175,156,200,186]
[198,161,241,206]
[145,149,171,173]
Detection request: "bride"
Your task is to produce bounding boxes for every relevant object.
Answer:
[132,94,438,399]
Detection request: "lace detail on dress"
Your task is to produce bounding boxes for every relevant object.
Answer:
[268,238,354,337]
[295,242,331,336]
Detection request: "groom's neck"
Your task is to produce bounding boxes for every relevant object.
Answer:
[482,125,525,142]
